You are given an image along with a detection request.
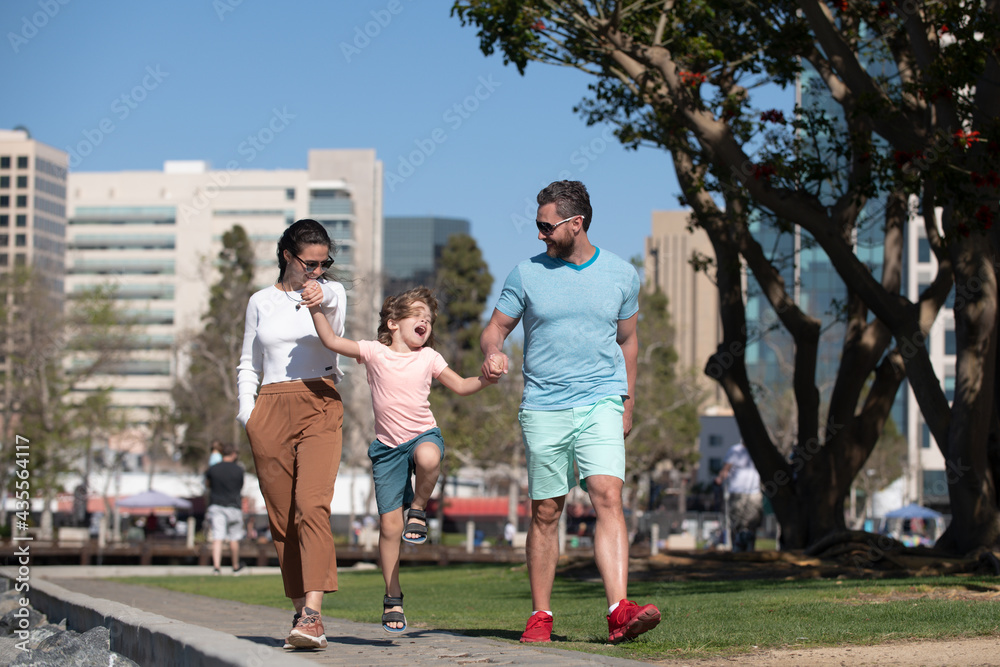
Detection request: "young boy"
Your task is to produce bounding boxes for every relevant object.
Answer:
[302,283,498,632]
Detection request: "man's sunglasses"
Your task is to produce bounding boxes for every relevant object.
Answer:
[535,215,578,235]
[292,252,335,271]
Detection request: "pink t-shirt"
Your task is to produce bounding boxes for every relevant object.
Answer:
[357,340,449,447]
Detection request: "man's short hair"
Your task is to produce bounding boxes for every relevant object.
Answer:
[537,180,593,231]
[218,442,237,457]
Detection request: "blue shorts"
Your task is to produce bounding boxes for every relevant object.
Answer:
[518,396,625,500]
[368,427,445,515]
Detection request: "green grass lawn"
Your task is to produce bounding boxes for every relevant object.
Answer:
[116,563,1000,661]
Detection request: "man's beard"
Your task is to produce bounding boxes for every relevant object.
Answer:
[545,235,574,259]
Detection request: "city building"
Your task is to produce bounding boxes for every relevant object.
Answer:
[694,407,742,486]
[382,216,470,295]
[644,209,726,408]
[65,150,384,453]
[0,128,68,289]
[904,205,950,507]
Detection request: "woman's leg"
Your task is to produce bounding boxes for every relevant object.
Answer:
[292,387,344,611]
[246,393,301,599]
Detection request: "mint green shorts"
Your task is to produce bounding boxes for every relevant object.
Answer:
[517,396,626,500]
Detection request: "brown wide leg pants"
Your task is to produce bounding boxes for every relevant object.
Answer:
[245,377,343,599]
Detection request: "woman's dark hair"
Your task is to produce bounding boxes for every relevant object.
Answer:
[377,286,438,348]
[276,219,336,281]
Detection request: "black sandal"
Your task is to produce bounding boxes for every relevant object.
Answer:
[402,508,428,545]
[382,593,406,633]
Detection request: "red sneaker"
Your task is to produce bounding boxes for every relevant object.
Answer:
[607,600,660,644]
[286,607,327,649]
[519,612,552,643]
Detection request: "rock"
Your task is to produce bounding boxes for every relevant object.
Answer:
[0,606,46,638]
[10,626,139,666]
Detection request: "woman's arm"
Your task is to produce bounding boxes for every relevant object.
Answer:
[435,366,495,396]
[236,299,262,428]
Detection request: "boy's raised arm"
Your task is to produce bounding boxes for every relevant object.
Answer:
[436,367,496,396]
[303,282,361,359]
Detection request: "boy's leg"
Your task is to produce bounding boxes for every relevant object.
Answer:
[379,509,405,629]
[405,440,441,540]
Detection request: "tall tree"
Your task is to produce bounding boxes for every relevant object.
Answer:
[428,234,495,523]
[434,233,495,371]
[453,1,1000,551]
[173,224,255,463]
[0,266,132,530]
[627,287,703,515]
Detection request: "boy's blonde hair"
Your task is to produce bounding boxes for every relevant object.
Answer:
[377,286,438,348]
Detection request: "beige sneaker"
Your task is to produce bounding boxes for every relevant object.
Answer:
[285,607,327,649]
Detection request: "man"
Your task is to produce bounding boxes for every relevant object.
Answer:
[205,441,246,575]
[714,441,763,552]
[481,180,660,644]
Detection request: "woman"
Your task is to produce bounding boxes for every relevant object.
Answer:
[237,218,346,650]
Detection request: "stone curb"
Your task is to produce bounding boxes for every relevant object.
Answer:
[0,567,314,667]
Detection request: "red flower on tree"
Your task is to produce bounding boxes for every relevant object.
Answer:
[930,86,953,101]
[753,164,777,181]
[760,109,786,124]
[953,129,981,148]
[976,205,994,229]
[970,171,998,188]
[678,70,707,87]
[531,19,545,31]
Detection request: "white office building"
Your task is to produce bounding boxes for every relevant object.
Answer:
[66,150,384,450]
[904,203,950,507]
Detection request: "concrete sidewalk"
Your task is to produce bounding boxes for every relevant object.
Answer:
[13,565,656,667]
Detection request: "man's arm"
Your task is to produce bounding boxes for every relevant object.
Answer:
[616,313,638,436]
[480,308,519,380]
[715,462,733,486]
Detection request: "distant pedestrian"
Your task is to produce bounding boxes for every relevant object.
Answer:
[714,441,763,552]
[205,441,246,575]
[302,283,495,633]
[504,520,516,547]
[208,439,223,467]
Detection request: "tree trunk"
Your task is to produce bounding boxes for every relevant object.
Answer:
[938,240,1000,552]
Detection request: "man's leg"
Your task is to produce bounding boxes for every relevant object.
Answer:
[585,475,628,606]
[230,539,241,567]
[211,539,223,571]
[526,495,565,611]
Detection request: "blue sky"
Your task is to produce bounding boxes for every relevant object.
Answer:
[1,1,788,306]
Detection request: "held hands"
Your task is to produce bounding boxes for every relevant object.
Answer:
[300,280,324,309]
[482,352,508,381]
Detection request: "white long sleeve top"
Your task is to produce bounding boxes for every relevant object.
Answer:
[236,280,347,427]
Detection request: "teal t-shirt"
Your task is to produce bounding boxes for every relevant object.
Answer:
[496,248,640,410]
